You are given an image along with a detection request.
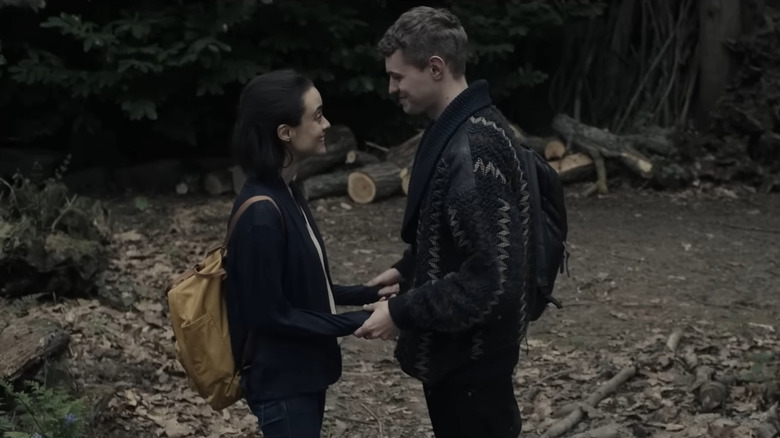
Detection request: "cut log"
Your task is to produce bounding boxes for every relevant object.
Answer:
[299,169,350,201]
[551,114,654,183]
[549,153,595,183]
[203,169,233,195]
[386,131,422,169]
[229,165,246,195]
[0,317,70,382]
[400,167,411,196]
[347,162,402,204]
[296,151,352,182]
[345,150,381,167]
[545,140,567,160]
[296,125,358,181]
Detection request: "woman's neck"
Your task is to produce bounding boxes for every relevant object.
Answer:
[282,155,300,184]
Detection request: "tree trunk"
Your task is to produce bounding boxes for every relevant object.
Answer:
[299,170,350,201]
[0,317,70,382]
[347,162,401,204]
[697,0,741,125]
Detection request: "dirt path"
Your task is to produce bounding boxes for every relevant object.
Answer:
[7,185,778,437]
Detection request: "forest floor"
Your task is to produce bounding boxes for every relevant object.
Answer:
[3,182,779,437]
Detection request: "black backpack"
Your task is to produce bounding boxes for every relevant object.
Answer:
[515,142,569,321]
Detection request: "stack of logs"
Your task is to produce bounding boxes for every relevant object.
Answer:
[197,115,673,203]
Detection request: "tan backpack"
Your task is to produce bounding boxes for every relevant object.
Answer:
[166,195,280,411]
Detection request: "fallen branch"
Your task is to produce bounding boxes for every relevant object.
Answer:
[568,423,622,438]
[543,366,637,438]
[0,317,70,381]
[666,327,684,353]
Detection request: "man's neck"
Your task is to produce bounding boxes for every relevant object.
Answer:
[428,76,469,120]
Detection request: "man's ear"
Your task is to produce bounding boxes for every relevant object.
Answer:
[277,124,291,143]
[429,56,446,81]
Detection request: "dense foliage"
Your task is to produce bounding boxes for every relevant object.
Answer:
[0,0,604,167]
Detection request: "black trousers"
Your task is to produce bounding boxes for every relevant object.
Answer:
[423,350,522,438]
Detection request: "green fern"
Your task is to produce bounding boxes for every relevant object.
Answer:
[0,379,87,438]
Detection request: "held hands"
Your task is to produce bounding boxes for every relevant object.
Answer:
[366,268,402,299]
[354,300,398,341]
[356,268,402,340]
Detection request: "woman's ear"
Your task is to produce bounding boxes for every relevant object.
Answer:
[277,124,292,143]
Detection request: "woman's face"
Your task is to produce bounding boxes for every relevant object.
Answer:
[282,86,331,159]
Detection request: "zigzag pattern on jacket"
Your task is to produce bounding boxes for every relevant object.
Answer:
[470,115,534,342]
[393,106,532,385]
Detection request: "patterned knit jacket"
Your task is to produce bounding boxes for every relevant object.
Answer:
[387,80,533,385]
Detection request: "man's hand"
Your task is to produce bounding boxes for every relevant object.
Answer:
[354,301,398,340]
[366,268,402,298]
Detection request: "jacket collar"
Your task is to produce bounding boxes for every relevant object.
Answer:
[401,79,493,244]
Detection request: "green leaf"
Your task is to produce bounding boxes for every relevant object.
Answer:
[3,431,32,438]
[134,196,149,211]
[121,100,158,121]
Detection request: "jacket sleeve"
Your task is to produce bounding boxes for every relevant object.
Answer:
[391,247,416,286]
[332,284,381,306]
[232,206,369,337]
[387,185,530,333]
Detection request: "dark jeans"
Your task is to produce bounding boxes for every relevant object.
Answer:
[423,351,522,438]
[246,391,326,438]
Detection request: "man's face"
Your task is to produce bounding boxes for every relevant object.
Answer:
[385,50,438,116]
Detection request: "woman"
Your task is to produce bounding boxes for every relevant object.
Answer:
[225,69,392,437]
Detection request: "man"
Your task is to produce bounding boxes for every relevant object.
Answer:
[354,6,533,438]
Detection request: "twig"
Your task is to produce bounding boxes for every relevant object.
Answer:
[706,220,780,235]
[364,141,389,154]
[543,366,637,438]
[616,29,676,133]
[666,327,684,352]
[360,403,385,438]
[568,423,622,438]
[332,415,373,425]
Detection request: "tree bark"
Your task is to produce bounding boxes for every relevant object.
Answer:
[296,125,357,181]
[551,114,654,180]
[0,317,70,382]
[386,131,421,170]
[299,169,350,201]
[697,0,741,125]
[348,162,401,204]
[345,150,381,167]
[549,153,596,183]
[296,150,354,182]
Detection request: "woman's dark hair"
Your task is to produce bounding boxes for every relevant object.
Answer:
[232,69,313,181]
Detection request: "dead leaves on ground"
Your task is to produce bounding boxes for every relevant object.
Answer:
[520,323,779,437]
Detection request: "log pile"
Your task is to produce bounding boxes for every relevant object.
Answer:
[184,115,683,202]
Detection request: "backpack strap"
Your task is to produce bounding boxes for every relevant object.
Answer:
[224,195,283,247]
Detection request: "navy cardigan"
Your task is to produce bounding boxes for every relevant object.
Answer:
[225,176,378,401]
